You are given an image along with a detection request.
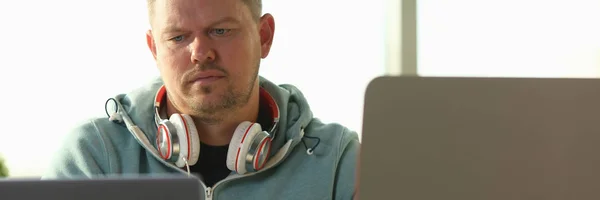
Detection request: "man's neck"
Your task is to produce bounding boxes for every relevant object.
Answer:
[192,101,259,146]
[165,86,260,146]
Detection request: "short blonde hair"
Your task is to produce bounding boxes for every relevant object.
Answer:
[147,0,262,25]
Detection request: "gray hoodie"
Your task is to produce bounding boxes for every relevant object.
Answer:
[43,76,361,200]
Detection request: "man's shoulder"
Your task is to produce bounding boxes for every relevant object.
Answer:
[60,117,133,152]
[303,118,360,152]
[303,118,360,200]
[43,118,120,179]
[60,118,104,144]
[305,118,359,139]
[256,118,359,199]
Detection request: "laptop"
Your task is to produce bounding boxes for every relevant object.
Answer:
[358,76,600,200]
[0,175,202,200]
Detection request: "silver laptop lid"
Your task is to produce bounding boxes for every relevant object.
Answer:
[0,176,202,200]
[359,76,600,200]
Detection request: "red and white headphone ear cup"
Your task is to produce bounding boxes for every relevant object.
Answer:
[180,114,200,166]
[169,113,200,167]
[227,121,262,174]
[156,121,176,161]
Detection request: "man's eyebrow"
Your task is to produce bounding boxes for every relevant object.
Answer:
[162,25,185,34]
[207,16,241,27]
[161,17,241,35]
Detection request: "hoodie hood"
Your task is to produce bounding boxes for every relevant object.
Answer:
[110,76,314,170]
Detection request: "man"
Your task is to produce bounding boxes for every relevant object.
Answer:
[43,0,361,199]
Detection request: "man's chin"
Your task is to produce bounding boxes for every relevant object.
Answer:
[189,96,235,112]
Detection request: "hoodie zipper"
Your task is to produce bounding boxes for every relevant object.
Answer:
[145,137,296,199]
[138,124,303,199]
[203,138,295,199]
[205,187,213,200]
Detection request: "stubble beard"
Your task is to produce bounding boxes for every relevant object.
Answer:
[187,63,260,125]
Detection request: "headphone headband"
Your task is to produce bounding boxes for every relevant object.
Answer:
[154,85,168,128]
[259,87,280,134]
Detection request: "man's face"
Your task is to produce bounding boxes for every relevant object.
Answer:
[147,0,274,118]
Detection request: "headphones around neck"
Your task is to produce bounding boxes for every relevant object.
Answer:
[107,85,280,175]
[153,85,280,174]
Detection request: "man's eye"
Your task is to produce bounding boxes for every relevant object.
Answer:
[170,35,184,42]
[211,29,231,36]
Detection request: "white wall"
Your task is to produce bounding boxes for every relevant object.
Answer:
[417,0,600,77]
[0,0,387,177]
[259,0,387,139]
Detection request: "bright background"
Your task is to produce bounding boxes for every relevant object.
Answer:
[417,0,600,77]
[0,0,598,177]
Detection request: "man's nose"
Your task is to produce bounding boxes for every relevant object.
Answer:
[189,37,216,64]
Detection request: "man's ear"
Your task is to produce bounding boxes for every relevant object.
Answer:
[146,30,158,60]
[258,13,275,59]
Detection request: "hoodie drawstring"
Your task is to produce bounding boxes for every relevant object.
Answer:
[105,98,123,122]
[301,135,321,155]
